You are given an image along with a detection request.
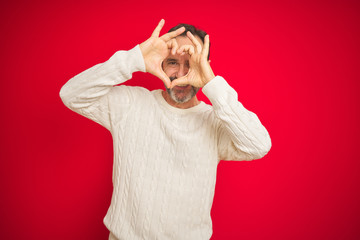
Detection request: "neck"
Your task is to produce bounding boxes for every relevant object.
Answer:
[162,91,200,109]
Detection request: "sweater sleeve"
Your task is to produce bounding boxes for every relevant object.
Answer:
[202,76,272,161]
[59,45,146,131]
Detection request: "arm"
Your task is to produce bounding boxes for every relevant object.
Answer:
[60,19,185,130]
[170,32,271,160]
[59,45,146,130]
[203,77,271,161]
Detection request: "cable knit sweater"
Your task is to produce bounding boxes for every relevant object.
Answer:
[59,45,271,240]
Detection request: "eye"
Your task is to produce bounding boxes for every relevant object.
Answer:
[168,61,178,65]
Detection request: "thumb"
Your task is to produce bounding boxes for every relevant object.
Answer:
[170,76,189,88]
[159,72,171,88]
[153,65,171,88]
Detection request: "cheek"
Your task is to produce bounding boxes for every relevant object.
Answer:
[163,66,177,76]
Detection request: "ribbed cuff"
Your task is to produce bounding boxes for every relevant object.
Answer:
[111,45,146,74]
[202,76,231,101]
[128,45,146,73]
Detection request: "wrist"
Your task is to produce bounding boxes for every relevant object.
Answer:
[203,72,215,86]
[139,41,151,67]
[124,45,147,73]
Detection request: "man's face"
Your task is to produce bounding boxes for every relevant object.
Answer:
[162,36,203,103]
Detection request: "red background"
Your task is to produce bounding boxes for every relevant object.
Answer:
[1,0,359,239]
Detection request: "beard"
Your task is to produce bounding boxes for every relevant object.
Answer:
[165,76,200,103]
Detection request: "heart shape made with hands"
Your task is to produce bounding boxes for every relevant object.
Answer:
[140,19,214,89]
[168,32,214,89]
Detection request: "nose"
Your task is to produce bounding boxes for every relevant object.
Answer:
[177,64,189,78]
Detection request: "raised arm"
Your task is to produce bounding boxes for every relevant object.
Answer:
[203,77,271,161]
[59,45,146,130]
[169,31,271,160]
[60,19,185,130]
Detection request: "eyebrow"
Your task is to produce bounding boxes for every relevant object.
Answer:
[165,58,178,63]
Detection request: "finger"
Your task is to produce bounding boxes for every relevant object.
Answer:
[155,65,171,88]
[179,45,195,56]
[167,39,179,55]
[151,19,165,38]
[177,45,194,56]
[170,76,189,88]
[159,71,171,88]
[177,45,195,56]
[202,35,210,59]
[160,27,185,42]
[186,31,202,54]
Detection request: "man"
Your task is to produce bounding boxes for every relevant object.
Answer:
[60,19,271,240]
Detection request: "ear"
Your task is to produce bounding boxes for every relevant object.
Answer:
[208,60,211,63]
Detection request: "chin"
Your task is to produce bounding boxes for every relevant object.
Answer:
[167,86,199,104]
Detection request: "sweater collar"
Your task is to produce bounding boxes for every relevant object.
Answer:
[153,89,208,115]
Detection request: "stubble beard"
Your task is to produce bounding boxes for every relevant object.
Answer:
[165,77,200,103]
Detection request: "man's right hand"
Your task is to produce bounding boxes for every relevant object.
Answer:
[139,19,185,88]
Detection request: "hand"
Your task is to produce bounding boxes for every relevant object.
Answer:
[170,31,215,88]
[139,19,185,88]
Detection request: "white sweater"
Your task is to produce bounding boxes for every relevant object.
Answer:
[60,45,271,240]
